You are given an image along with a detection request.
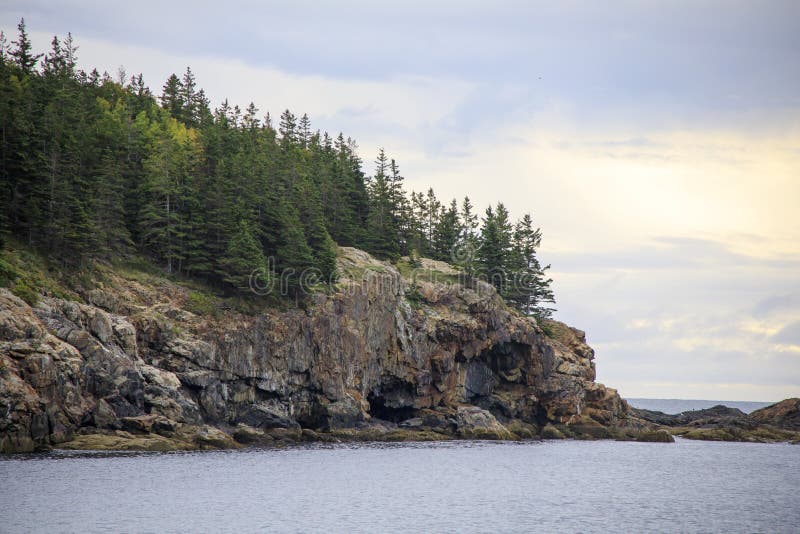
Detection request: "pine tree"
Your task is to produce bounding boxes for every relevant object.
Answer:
[478,203,514,295]
[219,219,268,289]
[42,35,65,77]
[0,29,558,311]
[388,158,410,254]
[138,115,196,273]
[275,205,315,298]
[433,199,460,261]
[365,148,400,260]
[407,191,428,257]
[91,97,133,255]
[62,33,78,75]
[460,197,478,242]
[453,196,480,275]
[424,188,441,253]
[304,201,338,285]
[180,67,198,126]
[0,31,9,63]
[160,74,184,120]
[279,109,297,146]
[324,132,369,247]
[509,213,555,319]
[10,19,42,74]
[298,113,311,148]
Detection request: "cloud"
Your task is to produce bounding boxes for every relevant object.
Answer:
[753,293,800,318]
[5,1,800,136]
[2,2,799,401]
[771,321,800,345]
[548,236,800,273]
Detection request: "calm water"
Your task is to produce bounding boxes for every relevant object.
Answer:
[1,439,798,533]
[627,398,773,414]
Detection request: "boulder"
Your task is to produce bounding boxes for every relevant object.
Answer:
[540,424,566,440]
[454,406,515,440]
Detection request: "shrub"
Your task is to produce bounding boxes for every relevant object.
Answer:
[185,290,216,316]
[11,280,40,306]
[0,257,18,286]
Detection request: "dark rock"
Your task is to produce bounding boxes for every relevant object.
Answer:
[636,430,675,443]
[629,407,679,426]
[237,404,300,430]
[399,417,424,428]
[750,398,800,430]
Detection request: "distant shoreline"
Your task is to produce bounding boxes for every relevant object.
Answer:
[627,398,773,414]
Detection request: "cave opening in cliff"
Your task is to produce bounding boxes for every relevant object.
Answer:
[479,342,530,382]
[367,391,415,423]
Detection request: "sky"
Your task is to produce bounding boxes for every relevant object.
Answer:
[2,1,799,401]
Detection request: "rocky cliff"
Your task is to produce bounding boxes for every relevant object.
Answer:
[1,247,640,453]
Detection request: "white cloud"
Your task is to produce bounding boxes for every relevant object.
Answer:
[27,30,476,152]
[12,12,800,402]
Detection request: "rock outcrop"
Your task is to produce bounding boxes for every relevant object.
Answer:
[750,398,800,430]
[631,402,800,443]
[2,247,640,453]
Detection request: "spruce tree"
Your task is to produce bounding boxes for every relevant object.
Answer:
[10,19,42,74]
[365,148,400,260]
[220,219,268,289]
[478,204,513,295]
[160,74,184,120]
[279,109,297,146]
[425,188,441,251]
[298,113,311,148]
[433,199,460,261]
[0,28,558,312]
[275,206,315,298]
[510,213,555,319]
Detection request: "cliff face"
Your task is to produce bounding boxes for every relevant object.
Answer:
[1,248,635,453]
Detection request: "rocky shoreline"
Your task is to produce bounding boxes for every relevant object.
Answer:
[2,248,797,453]
[632,400,800,444]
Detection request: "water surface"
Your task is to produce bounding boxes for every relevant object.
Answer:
[1,439,798,533]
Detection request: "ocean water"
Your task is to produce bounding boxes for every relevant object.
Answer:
[626,398,773,414]
[1,439,798,533]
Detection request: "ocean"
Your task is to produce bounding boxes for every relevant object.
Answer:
[2,438,798,533]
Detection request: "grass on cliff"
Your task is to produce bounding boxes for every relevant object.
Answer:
[0,242,81,305]
[0,240,289,316]
[394,258,463,286]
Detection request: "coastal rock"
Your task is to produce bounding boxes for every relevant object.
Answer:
[750,398,800,430]
[1,248,638,452]
[540,424,566,440]
[635,429,675,443]
[631,402,800,443]
[454,405,515,440]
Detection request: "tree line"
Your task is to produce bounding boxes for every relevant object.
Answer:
[0,20,554,319]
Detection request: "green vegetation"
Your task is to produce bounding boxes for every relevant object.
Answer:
[184,290,217,316]
[0,257,17,286]
[0,243,79,304]
[0,19,555,318]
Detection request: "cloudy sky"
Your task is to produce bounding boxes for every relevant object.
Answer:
[3,1,799,401]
